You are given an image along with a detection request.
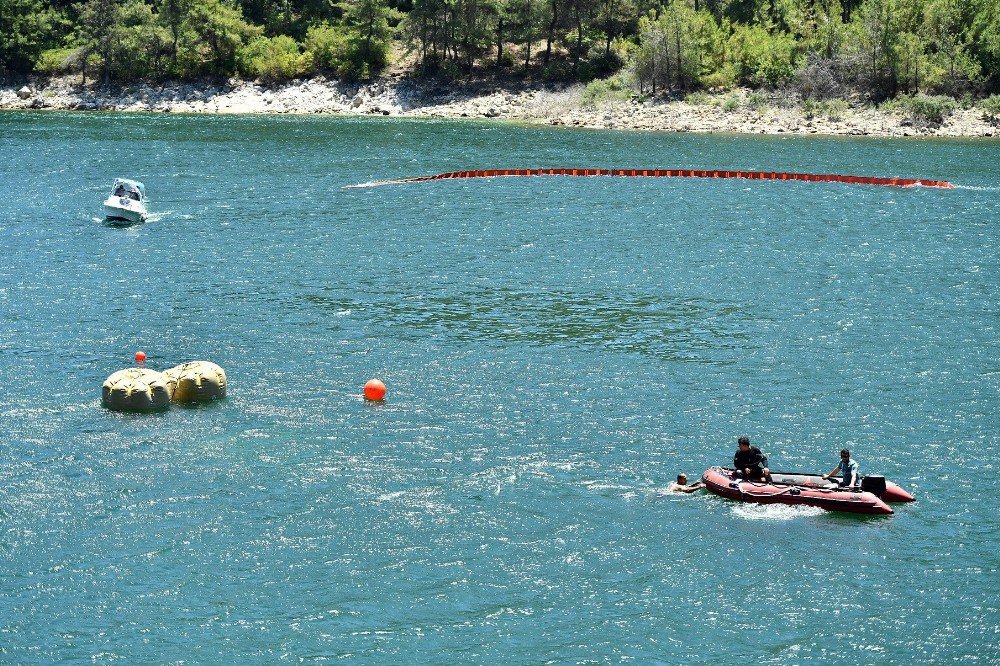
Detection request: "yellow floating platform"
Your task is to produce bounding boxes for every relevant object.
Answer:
[102,368,172,412]
[165,361,227,403]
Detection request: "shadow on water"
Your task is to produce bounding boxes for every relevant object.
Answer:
[99,406,171,420]
[168,399,228,411]
[100,215,145,229]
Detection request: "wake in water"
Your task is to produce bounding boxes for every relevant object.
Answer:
[342,180,401,189]
[952,184,1000,191]
[731,503,826,520]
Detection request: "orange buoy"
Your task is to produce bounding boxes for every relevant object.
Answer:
[135,350,146,365]
[364,378,387,401]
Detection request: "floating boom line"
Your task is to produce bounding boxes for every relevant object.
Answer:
[345,168,954,189]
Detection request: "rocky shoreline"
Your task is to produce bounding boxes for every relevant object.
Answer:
[2,75,997,138]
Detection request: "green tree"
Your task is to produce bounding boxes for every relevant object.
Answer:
[114,0,169,78]
[74,0,171,81]
[345,0,394,76]
[894,31,924,92]
[659,0,700,89]
[795,0,848,59]
[74,0,120,83]
[846,0,900,97]
[566,0,596,72]
[728,22,798,87]
[922,0,980,94]
[157,0,190,74]
[450,0,494,70]
[628,2,722,92]
[0,0,59,72]
[542,0,567,65]
[187,0,261,75]
[595,0,635,57]
[969,0,999,90]
[503,0,542,66]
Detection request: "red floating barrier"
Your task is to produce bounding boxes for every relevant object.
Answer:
[348,169,955,189]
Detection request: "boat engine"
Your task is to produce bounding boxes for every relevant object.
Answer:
[861,475,887,497]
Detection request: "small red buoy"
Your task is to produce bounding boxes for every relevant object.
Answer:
[364,378,386,401]
[135,350,146,365]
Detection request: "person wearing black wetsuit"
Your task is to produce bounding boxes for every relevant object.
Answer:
[734,436,770,480]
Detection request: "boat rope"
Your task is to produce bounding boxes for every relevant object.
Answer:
[344,168,955,189]
[740,485,800,499]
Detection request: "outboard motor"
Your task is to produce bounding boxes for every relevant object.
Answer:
[861,475,887,497]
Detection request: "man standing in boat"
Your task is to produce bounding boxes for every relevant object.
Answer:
[823,449,860,488]
[734,436,770,481]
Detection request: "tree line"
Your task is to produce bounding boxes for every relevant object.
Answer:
[1,0,997,98]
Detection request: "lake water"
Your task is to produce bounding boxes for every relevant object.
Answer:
[1,112,998,663]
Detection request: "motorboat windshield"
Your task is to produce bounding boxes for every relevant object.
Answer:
[111,178,145,202]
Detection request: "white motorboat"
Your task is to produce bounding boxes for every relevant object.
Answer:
[103,178,148,224]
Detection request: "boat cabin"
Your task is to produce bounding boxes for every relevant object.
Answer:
[111,178,145,202]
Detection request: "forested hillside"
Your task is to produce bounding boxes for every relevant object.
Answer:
[1,0,997,100]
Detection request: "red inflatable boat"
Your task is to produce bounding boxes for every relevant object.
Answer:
[702,467,915,515]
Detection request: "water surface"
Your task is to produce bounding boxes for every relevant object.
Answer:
[1,112,997,663]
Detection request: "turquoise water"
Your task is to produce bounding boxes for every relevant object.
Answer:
[1,112,998,663]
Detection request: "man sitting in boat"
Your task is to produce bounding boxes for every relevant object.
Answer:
[113,183,126,197]
[669,473,705,493]
[733,436,770,481]
[823,449,860,488]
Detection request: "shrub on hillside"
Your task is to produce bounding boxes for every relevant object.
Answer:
[303,23,350,74]
[802,96,817,119]
[728,24,798,88]
[34,47,81,75]
[802,97,850,121]
[699,67,736,90]
[239,35,304,82]
[981,95,1000,123]
[496,51,517,69]
[542,61,573,82]
[885,94,957,125]
[821,98,849,121]
[684,91,712,105]
[574,47,624,83]
[581,75,630,107]
[793,55,846,101]
[747,91,768,112]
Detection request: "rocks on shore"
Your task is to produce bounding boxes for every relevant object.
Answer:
[1,75,996,138]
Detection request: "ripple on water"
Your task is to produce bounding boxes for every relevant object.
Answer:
[299,287,756,363]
